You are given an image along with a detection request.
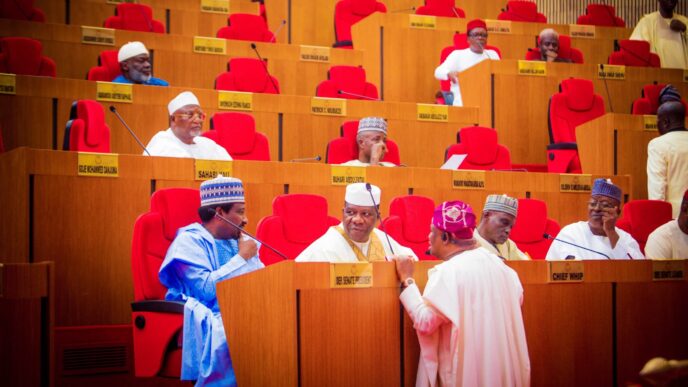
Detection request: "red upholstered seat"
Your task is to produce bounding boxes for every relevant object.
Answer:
[497,1,547,23]
[333,0,387,48]
[86,50,121,81]
[577,4,625,27]
[325,120,401,165]
[415,0,465,18]
[631,83,688,115]
[316,65,378,100]
[0,0,45,22]
[445,126,511,170]
[202,112,271,160]
[104,3,165,33]
[131,188,200,378]
[524,35,584,64]
[215,57,280,94]
[510,198,560,260]
[435,34,501,97]
[216,13,276,42]
[0,37,55,77]
[256,194,340,264]
[381,195,436,260]
[608,40,661,67]
[63,100,111,153]
[617,200,673,253]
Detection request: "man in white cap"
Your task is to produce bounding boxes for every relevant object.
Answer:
[112,41,169,86]
[546,178,644,260]
[475,194,529,260]
[145,91,232,160]
[295,182,416,262]
[159,175,263,386]
[340,117,397,167]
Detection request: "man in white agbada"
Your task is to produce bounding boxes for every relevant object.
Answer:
[145,91,232,160]
[630,0,687,69]
[394,200,530,386]
[339,117,397,167]
[645,189,688,259]
[434,19,500,107]
[295,183,417,262]
[546,178,644,260]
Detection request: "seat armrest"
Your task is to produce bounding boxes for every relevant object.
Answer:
[131,300,185,314]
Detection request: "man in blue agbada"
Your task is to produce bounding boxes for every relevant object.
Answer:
[159,175,264,386]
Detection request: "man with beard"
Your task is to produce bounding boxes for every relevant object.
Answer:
[631,0,687,69]
[474,194,529,260]
[145,91,232,160]
[112,41,169,86]
[546,179,644,260]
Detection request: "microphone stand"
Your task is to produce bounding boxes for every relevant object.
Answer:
[365,183,395,255]
[109,106,151,155]
[544,233,610,259]
[212,209,289,260]
[250,43,280,93]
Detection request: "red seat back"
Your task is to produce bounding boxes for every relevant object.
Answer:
[631,83,667,115]
[446,126,512,170]
[608,40,661,67]
[0,0,45,22]
[215,57,280,94]
[104,3,165,33]
[381,195,436,260]
[216,13,276,42]
[497,1,547,23]
[333,0,387,48]
[577,4,625,27]
[0,37,56,76]
[202,112,271,160]
[510,198,560,260]
[548,78,606,144]
[87,50,121,81]
[415,0,465,18]
[256,194,340,264]
[65,100,111,153]
[616,200,673,253]
[316,65,378,99]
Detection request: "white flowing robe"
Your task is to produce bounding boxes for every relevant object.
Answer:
[545,221,644,260]
[145,128,232,160]
[434,48,500,107]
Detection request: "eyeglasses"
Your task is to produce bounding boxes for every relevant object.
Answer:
[174,110,206,121]
[344,208,376,220]
[588,201,615,210]
[468,32,488,38]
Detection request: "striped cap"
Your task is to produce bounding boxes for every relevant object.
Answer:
[433,201,476,239]
[200,175,244,207]
[357,117,387,135]
[592,178,621,202]
[483,194,518,217]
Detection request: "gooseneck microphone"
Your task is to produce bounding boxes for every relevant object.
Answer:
[109,105,151,156]
[268,19,287,43]
[599,64,614,113]
[289,155,321,162]
[543,233,610,259]
[250,43,281,93]
[365,183,395,255]
[337,90,380,101]
[211,209,289,260]
[391,6,416,13]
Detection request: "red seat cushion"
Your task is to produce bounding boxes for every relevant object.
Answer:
[87,50,121,81]
[0,37,56,76]
[381,196,436,260]
[609,40,661,67]
[216,13,275,42]
[498,1,547,23]
[446,126,511,170]
[333,0,387,46]
[577,4,625,27]
[104,3,165,33]
[549,78,606,144]
[203,112,271,160]
[415,0,465,18]
[67,100,111,153]
[0,0,45,22]
[316,65,378,99]
[510,198,560,260]
[215,58,280,94]
[616,200,673,252]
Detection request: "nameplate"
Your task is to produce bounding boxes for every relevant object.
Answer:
[517,60,546,77]
[81,26,115,46]
[193,36,227,55]
[200,0,229,14]
[0,73,16,95]
[485,19,512,34]
[77,152,119,177]
[643,115,658,131]
[548,260,584,283]
[598,64,625,80]
[569,24,596,39]
[559,174,592,193]
[330,263,373,288]
[299,45,331,63]
[452,170,485,190]
[683,70,688,83]
[330,165,366,185]
[652,260,685,281]
[96,82,133,103]
[311,97,347,116]
[417,103,448,122]
[218,91,253,111]
[195,159,233,181]
[409,14,436,29]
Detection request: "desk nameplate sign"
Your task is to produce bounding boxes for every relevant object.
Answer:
[330,263,373,288]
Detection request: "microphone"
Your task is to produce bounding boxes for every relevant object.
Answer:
[211,208,289,260]
[337,90,380,101]
[268,19,287,43]
[543,233,610,259]
[109,106,151,156]
[365,183,395,256]
[289,155,321,162]
[249,43,280,93]
[391,6,415,13]
[599,64,614,113]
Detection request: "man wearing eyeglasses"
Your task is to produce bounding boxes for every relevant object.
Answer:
[546,179,644,260]
[295,183,416,262]
[145,91,232,160]
[434,19,500,107]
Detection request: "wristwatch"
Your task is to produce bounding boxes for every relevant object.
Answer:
[403,278,415,288]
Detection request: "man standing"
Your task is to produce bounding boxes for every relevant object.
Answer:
[295,183,416,262]
[159,175,264,386]
[631,0,688,69]
[394,200,530,386]
[434,19,500,106]
[112,41,169,86]
[645,189,688,258]
[145,91,232,160]
[546,179,644,260]
[340,117,396,167]
[475,194,529,260]
[648,101,688,217]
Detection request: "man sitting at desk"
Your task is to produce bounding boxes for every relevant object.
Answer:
[112,41,169,86]
[340,117,397,167]
[535,28,573,63]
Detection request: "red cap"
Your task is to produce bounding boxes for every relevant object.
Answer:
[466,19,487,34]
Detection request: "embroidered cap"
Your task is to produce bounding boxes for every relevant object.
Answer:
[659,84,681,105]
[118,41,149,62]
[433,201,476,239]
[345,182,381,207]
[168,91,200,115]
[200,175,245,207]
[483,194,518,217]
[467,19,487,34]
[592,178,622,202]
[357,117,387,135]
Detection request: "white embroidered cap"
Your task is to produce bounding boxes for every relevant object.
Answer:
[118,41,149,62]
[168,91,200,115]
[345,183,381,207]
